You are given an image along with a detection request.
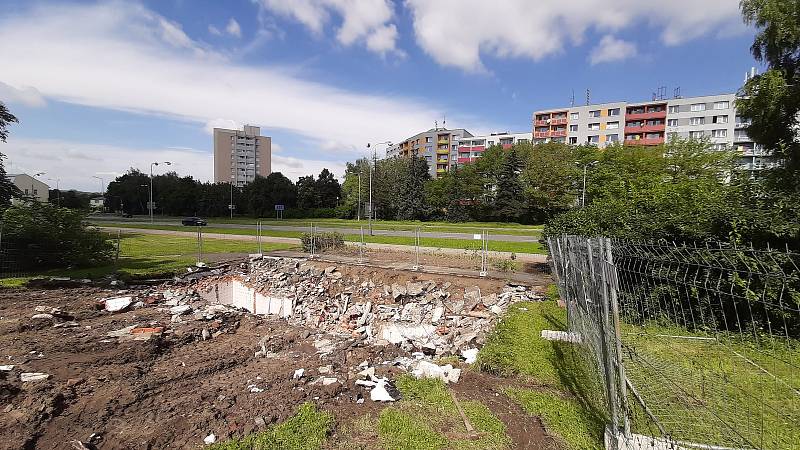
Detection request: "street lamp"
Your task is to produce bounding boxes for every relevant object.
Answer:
[578,161,599,207]
[32,172,45,202]
[149,161,171,223]
[92,176,104,212]
[47,177,60,207]
[365,141,392,236]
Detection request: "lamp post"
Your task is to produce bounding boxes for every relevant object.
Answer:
[47,177,60,207]
[365,141,391,236]
[578,161,599,207]
[32,172,45,202]
[150,161,171,223]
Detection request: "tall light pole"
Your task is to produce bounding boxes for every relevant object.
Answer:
[579,161,599,207]
[47,177,60,207]
[150,161,171,223]
[365,141,391,235]
[92,176,104,212]
[357,170,362,222]
[33,172,45,202]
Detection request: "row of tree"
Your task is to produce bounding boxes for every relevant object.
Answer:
[104,168,342,218]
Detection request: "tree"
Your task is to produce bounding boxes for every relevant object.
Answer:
[315,168,341,208]
[296,175,317,209]
[241,173,297,217]
[397,156,430,220]
[338,159,370,219]
[523,142,595,222]
[738,0,800,170]
[494,149,525,222]
[0,101,18,143]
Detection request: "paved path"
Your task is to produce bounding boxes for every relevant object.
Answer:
[99,226,548,264]
[93,218,540,243]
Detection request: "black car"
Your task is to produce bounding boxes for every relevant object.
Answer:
[121,213,133,218]
[181,217,207,226]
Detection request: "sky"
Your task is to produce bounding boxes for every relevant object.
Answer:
[0,0,758,192]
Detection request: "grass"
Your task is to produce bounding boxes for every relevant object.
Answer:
[97,223,547,254]
[333,375,510,450]
[475,301,606,450]
[0,232,297,287]
[209,402,333,450]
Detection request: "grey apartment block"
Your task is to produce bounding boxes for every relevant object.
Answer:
[213,125,272,185]
[391,128,473,177]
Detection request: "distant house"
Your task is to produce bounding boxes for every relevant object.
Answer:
[8,174,49,203]
[90,196,105,211]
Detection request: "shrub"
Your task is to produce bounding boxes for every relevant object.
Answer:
[0,202,114,270]
[300,231,344,252]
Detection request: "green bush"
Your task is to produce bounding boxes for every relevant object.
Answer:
[300,231,344,252]
[1,202,114,270]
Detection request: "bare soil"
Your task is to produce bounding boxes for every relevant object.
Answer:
[0,259,553,449]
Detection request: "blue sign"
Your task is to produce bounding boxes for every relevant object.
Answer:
[275,204,285,211]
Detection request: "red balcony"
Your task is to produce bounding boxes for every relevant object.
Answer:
[458,145,484,153]
[624,124,665,134]
[502,144,513,149]
[550,118,568,126]
[626,110,666,121]
[458,157,477,164]
[550,130,567,138]
[624,137,664,146]
[534,131,549,139]
[534,119,549,127]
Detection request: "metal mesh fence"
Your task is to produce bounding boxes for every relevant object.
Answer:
[548,236,800,450]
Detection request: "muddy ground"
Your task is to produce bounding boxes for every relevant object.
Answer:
[0,260,554,449]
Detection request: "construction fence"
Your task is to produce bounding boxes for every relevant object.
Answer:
[548,236,799,450]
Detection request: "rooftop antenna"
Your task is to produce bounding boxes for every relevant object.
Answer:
[673,86,682,99]
[442,114,446,129]
[660,86,666,100]
[434,120,438,130]
[570,89,575,107]
[585,88,590,106]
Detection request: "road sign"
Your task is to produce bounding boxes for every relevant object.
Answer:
[275,204,285,211]
[364,202,372,213]
[228,204,236,210]
[147,201,156,209]
[473,233,482,240]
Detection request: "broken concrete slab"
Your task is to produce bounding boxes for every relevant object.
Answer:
[104,296,133,313]
[20,372,50,382]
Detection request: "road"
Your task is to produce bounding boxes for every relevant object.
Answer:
[92,218,542,243]
[98,226,548,264]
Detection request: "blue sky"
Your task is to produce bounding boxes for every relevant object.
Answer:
[0,0,756,191]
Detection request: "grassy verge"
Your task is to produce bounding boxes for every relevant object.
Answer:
[209,403,333,450]
[476,300,606,450]
[335,375,510,450]
[0,233,297,287]
[98,223,547,254]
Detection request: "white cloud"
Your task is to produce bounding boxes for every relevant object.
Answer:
[226,18,242,38]
[0,82,46,107]
[0,2,489,162]
[256,0,399,55]
[590,35,636,65]
[1,137,345,191]
[404,0,745,72]
[208,24,222,36]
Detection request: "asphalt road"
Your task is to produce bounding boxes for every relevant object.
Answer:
[92,218,541,243]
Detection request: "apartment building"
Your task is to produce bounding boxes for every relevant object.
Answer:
[386,128,473,177]
[213,125,272,186]
[531,93,772,170]
[455,132,532,165]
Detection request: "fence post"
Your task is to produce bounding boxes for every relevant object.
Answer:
[593,238,620,449]
[197,225,203,264]
[413,227,420,270]
[115,229,121,266]
[604,237,630,438]
[257,221,262,254]
[359,225,364,264]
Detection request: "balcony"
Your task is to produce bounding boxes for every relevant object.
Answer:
[502,144,513,149]
[550,130,567,138]
[436,167,447,173]
[437,139,449,145]
[534,119,549,127]
[624,124,665,134]
[625,110,667,121]
[458,145,485,153]
[534,131,549,139]
[437,158,449,163]
[550,118,568,126]
[457,157,476,164]
[624,137,664,146]
[436,148,449,154]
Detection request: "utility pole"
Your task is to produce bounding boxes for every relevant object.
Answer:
[150,161,171,223]
[49,177,61,207]
[366,141,392,236]
[357,170,361,221]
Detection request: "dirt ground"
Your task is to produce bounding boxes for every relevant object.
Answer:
[0,260,553,449]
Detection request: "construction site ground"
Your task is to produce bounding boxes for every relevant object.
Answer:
[0,258,559,449]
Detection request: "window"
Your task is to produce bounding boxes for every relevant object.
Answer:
[589,110,600,118]
[607,108,620,116]
[33,189,38,196]
[606,134,619,143]
[689,131,704,139]
[425,137,432,143]
[606,121,619,129]
[668,105,679,114]
[712,115,729,124]
[587,135,599,144]
[488,141,494,146]
[588,122,600,131]
[689,117,705,126]
[667,119,678,127]
[518,139,529,144]
[712,129,727,138]
[690,103,706,112]
[569,124,578,132]
[570,112,579,120]
[713,101,730,110]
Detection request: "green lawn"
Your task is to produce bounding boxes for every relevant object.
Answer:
[98,223,547,254]
[209,403,333,450]
[0,233,297,287]
[90,215,543,236]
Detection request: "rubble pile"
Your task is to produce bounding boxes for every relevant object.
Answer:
[214,256,543,356]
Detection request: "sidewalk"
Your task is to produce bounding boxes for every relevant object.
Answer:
[99,226,548,264]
